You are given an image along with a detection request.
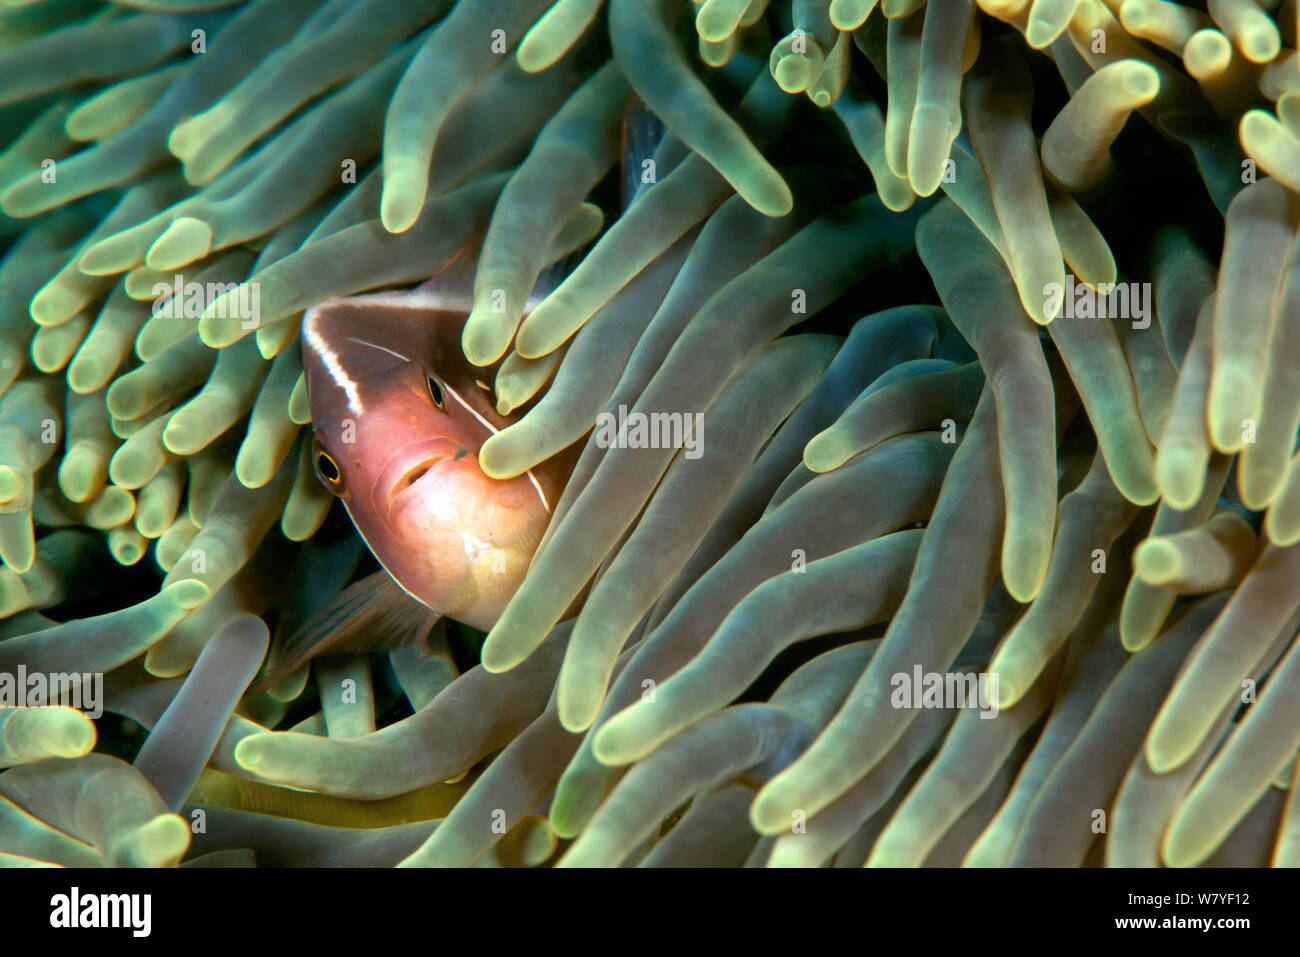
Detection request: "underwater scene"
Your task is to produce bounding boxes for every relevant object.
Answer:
[0,0,1299,877]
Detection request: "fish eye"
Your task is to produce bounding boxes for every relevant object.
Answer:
[314,449,344,493]
[426,374,445,410]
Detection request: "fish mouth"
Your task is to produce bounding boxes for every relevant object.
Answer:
[373,438,467,508]
[396,460,435,491]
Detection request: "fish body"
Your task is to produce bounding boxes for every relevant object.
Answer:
[301,291,569,632]
[257,99,658,688]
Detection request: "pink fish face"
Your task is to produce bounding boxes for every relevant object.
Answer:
[301,292,565,630]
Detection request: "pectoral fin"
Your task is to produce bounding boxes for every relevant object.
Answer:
[250,571,440,694]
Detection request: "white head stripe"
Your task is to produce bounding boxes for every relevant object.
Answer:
[524,469,551,514]
[303,313,363,414]
[442,380,499,437]
[343,337,411,363]
[441,381,551,513]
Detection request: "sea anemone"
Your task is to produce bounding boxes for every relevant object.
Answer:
[1,0,1299,870]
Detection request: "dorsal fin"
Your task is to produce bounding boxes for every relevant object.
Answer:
[622,94,666,210]
[413,224,570,317]
[414,231,485,300]
[516,97,661,313]
[249,570,439,694]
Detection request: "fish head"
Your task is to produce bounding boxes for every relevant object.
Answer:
[301,292,562,629]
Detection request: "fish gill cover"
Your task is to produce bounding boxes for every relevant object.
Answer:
[0,0,1296,873]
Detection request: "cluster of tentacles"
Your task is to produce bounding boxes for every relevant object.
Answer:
[2,0,1300,868]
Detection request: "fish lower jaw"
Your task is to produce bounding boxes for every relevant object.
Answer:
[449,547,531,632]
